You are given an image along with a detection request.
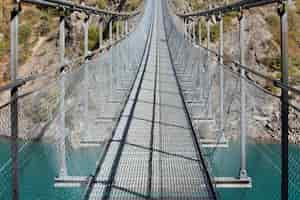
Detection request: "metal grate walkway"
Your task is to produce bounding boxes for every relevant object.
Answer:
[86,0,216,199]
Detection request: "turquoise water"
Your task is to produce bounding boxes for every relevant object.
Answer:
[0,139,103,200]
[0,139,299,199]
[209,140,300,200]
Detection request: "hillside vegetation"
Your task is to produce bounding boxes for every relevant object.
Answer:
[171,0,300,142]
[173,0,300,91]
[0,0,142,85]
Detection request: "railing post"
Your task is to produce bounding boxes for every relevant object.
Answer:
[109,19,113,45]
[188,20,192,43]
[109,18,114,99]
[10,5,19,200]
[58,14,68,177]
[99,19,103,49]
[122,19,126,37]
[206,15,212,118]
[84,16,89,57]
[279,2,289,200]
[206,16,210,66]
[218,13,225,142]
[84,17,90,141]
[60,15,65,65]
[125,19,128,35]
[183,18,186,39]
[187,19,189,42]
[193,21,196,45]
[83,62,89,138]
[238,12,249,180]
[59,71,67,177]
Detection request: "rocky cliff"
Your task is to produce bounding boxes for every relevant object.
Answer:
[171,0,300,143]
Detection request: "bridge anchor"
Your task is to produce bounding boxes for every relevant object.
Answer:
[79,140,104,147]
[200,138,228,148]
[54,176,89,188]
[213,177,252,188]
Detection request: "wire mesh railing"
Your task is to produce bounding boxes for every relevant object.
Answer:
[162,0,219,198]
[164,0,300,199]
[0,0,149,199]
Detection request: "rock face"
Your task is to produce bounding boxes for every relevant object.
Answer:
[170,0,300,143]
[220,9,300,143]
[0,0,143,142]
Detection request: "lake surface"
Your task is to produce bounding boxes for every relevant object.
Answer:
[210,140,300,200]
[0,139,102,200]
[0,139,299,199]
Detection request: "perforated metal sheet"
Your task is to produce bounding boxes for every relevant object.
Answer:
[88,0,215,199]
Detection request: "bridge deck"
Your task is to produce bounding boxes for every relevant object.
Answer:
[88,1,215,199]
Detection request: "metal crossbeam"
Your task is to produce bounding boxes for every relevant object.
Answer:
[177,0,279,18]
[21,0,140,17]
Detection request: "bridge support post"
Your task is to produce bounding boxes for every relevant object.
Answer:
[238,12,249,180]
[59,69,67,177]
[109,18,114,99]
[218,14,226,143]
[10,5,19,200]
[59,15,65,65]
[125,19,128,35]
[193,21,196,45]
[183,18,186,39]
[189,21,192,43]
[186,20,189,41]
[109,19,113,45]
[206,16,212,119]
[279,2,289,200]
[187,20,190,42]
[99,19,103,49]
[84,16,89,57]
[123,19,126,37]
[84,17,90,141]
[58,14,68,178]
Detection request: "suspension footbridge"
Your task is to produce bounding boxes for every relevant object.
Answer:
[0,0,299,199]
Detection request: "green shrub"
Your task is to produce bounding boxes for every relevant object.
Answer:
[210,23,219,42]
[265,14,279,28]
[0,39,8,58]
[265,14,280,44]
[198,21,206,42]
[190,0,205,11]
[88,25,99,50]
[289,57,300,85]
[262,56,300,85]
[197,21,219,43]
[39,13,51,36]
[261,56,280,71]
[126,0,141,11]
[295,0,300,14]
[19,23,32,44]
[223,11,238,32]
[97,0,107,9]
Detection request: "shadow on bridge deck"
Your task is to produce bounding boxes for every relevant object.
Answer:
[86,0,216,199]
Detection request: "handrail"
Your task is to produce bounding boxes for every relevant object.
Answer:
[0,28,134,94]
[21,0,140,18]
[195,44,300,97]
[176,0,280,18]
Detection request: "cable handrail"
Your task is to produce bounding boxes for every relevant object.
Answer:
[20,0,140,18]
[193,44,300,97]
[176,0,280,18]
[0,28,135,94]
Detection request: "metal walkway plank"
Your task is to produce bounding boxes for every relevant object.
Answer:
[87,0,216,199]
